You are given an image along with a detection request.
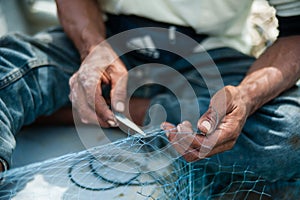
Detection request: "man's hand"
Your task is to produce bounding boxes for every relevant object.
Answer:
[69,42,128,127]
[56,0,129,127]
[162,86,250,162]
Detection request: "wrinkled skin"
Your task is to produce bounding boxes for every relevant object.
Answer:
[56,0,129,127]
[69,42,128,127]
[161,86,248,162]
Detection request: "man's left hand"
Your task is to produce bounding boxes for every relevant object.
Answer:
[161,85,250,162]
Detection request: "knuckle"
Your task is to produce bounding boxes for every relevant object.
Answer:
[96,108,111,121]
[78,73,87,83]
[114,90,127,98]
[69,74,78,87]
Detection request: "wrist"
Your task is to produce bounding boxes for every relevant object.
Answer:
[236,84,259,116]
[78,26,106,60]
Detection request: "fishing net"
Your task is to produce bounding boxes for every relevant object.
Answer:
[0,127,271,200]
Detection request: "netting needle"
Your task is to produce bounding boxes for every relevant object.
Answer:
[114,112,146,136]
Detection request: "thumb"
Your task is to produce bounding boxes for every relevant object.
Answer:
[110,65,128,113]
[198,87,229,135]
[197,106,220,135]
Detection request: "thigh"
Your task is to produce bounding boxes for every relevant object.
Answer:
[144,46,299,182]
[210,82,300,182]
[244,82,300,180]
[0,27,81,126]
[0,27,80,166]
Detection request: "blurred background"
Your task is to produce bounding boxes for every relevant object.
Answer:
[0,0,58,36]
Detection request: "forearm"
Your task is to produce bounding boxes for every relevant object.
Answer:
[237,36,300,115]
[55,0,106,59]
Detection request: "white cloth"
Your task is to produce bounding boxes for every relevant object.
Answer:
[98,0,299,55]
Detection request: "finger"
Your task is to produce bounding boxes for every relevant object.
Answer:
[182,148,204,162]
[189,128,222,156]
[178,121,218,159]
[162,123,193,156]
[190,129,236,160]
[109,60,128,113]
[162,122,193,155]
[162,121,213,161]
[69,74,99,124]
[180,132,212,159]
[95,83,118,127]
[197,106,219,135]
[160,122,176,132]
[73,107,98,125]
[180,134,227,162]
[181,140,235,162]
[197,88,229,135]
[207,122,241,148]
[170,135,207,162]
[169,134,193,158]
[181,121,193,129]
[169,124,199,159]
[177,123,193,134]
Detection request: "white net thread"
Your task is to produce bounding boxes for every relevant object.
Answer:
[0,128,271,200]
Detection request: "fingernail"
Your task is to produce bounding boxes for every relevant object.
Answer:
[107,120,118,127]
[201,121,211,133]
[177,125,182,133]
[116,102,125,112]
[165,131,170,138]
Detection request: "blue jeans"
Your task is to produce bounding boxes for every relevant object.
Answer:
[0,27,80,167]
[0,17,300,186]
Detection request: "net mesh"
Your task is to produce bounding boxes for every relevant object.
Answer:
[0,128,271,200]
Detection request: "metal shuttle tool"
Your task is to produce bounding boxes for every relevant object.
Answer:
[114,112,146,136]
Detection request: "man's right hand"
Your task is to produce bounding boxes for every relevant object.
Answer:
[69,41,128,127]
[56,0,128,127]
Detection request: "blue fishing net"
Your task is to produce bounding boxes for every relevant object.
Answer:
[0,129,271,200]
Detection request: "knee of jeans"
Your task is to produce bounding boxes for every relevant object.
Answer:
[242,104,300,181]
[271,102,300,149]
[245,99,300,144]
[230,135,300,182]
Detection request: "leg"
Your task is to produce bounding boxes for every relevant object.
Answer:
[150,47,300,197]
[214,82,300,181]
[204,81,300,198]
[0,27,81,168]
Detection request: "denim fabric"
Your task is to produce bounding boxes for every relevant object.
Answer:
[0,15,299,189]
[0,27,81,167]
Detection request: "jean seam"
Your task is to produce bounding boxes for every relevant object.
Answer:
[0,58,75,90]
